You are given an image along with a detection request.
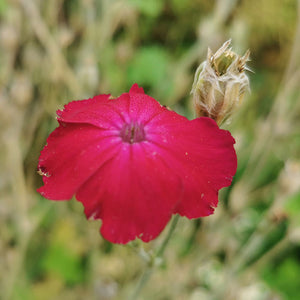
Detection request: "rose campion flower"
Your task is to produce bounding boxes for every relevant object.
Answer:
[37,84,237,244]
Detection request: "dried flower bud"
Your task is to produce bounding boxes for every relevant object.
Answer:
[191,40,250,124]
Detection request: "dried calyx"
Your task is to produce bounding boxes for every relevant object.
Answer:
[191,40,250,125]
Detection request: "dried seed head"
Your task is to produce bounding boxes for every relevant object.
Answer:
[191,40,250,125]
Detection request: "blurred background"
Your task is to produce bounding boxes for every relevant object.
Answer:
[1,0,300,299]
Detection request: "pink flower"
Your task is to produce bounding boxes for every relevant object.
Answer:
[38,84,237,244]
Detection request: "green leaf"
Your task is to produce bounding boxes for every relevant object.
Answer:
[41,243,83,284]
[262,257,300,300]
[0,0,8,16]
[128,0,164,17]
[284,191,300,226]
[127,46,170,89]
[285,191,300,214]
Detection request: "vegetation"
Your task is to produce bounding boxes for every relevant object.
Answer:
[0,0,299,299]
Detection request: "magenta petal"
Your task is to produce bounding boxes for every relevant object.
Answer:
[37,123,121,200]
[146,116,237,218]
[76,142,182,244]
[129,83,145,94]
[57,94,127,129]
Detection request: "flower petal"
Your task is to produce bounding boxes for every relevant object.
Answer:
[57,94,126,129]
[38,123,121,200]
[146,116,237,218]
[114,86,166,125]
[76,142,183,244]
[129,83,145,94]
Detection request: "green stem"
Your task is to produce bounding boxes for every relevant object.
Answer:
[129,214,180,300]
[130,268,153,300]
[156,214,180,258]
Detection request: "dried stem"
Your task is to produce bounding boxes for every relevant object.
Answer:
[18,0,83,96]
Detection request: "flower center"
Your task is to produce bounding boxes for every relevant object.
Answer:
[120,122,146,144]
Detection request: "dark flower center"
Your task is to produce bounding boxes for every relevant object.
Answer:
[120,122,146,144]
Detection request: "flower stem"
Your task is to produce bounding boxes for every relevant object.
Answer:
[129,214,180,300]
[130,268,153,300]
[156,214,180,258]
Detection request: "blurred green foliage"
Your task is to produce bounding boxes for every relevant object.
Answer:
[262,257,300,300]
[0,0,300,299]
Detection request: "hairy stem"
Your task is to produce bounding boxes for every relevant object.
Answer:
[129,214,180,300]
